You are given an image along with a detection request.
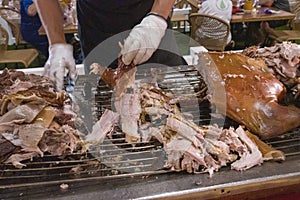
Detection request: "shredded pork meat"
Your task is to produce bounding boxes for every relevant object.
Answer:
[242,42,300,99]
[88,58,285,175]
[0,69,84,168]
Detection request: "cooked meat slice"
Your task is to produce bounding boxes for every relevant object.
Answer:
[15,87,65,107]
[114,67,137,99]
[9,79,33,94]
[166,114,205,147]
[0,136,19,163]
[4,152,38,168]
[39,125,82,156]
[91,58,140,142]
[85,109,120,144]
[33,106,56,128]
[0,88,65,115]
[139,123,164,143]
[0,69,56,102]
[0,103,45,125]
[0,69,26,95]
[26,73,55,90]
[61,125,83,153]
[18,125,45,155]
[114,91,141,142]
[231,126,263,171]
[165,137,186,171]
[165,114,226,174]
[219,127,247,156]
[205,138,236,166]
[165,138,207,172]
[245,130,285,161]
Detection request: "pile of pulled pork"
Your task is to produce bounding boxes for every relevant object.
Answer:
[0,69,84,168]
[242,41,300,99]
[87,59,285,175]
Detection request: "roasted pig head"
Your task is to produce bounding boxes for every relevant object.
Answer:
[198,52,300,139]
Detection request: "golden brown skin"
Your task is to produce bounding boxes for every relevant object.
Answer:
[204,52,300,139]
[100,57,136,89]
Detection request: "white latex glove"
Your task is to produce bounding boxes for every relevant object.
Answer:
[121,14,167,65]
[43,43,76,91]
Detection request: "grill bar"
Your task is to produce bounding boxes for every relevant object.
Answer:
[0,170,169,189]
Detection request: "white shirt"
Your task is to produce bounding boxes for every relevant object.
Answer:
[198,0,232,44]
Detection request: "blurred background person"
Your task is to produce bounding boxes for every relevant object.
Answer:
[259,0,291,32]
[198,0,233,46]
[20,0,81,62]
[20,0,49,58]
[246,0,291,46]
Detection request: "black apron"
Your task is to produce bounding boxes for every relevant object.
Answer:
[77,0,186,70]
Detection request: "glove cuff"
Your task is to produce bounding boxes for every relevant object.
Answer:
[49,43,73,53]
[146,12,168,23]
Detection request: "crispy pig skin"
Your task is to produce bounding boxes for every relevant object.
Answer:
[245,130,285,161]
[201,52,300,139]
[90,57,136,89]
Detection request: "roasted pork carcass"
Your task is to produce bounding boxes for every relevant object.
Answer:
[198,52,300,139]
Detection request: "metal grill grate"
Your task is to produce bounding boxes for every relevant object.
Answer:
[0,65,299,192]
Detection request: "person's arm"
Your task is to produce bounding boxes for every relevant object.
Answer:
[35,0,66,44]
[150,0,176,20]
[22,0,37,16]
[27,3,37,16]
[259,0,274,7]
[34,0,76,92]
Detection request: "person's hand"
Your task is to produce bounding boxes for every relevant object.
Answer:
[43,43,76,91]
[121,14,167,65]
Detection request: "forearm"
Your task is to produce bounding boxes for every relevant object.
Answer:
[151,0,175,20]
[35,0,66,44]
[27,4,37,16]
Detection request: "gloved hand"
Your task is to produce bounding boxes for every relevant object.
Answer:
[43,43,76,91]
[121,14,167,65]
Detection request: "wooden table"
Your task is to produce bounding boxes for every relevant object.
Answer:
[171,7,296,24]
[38,23,78,35]
[231,7,296,23]
[171,11,190,32]
[171,6,295,32]
[171,13,189,22]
